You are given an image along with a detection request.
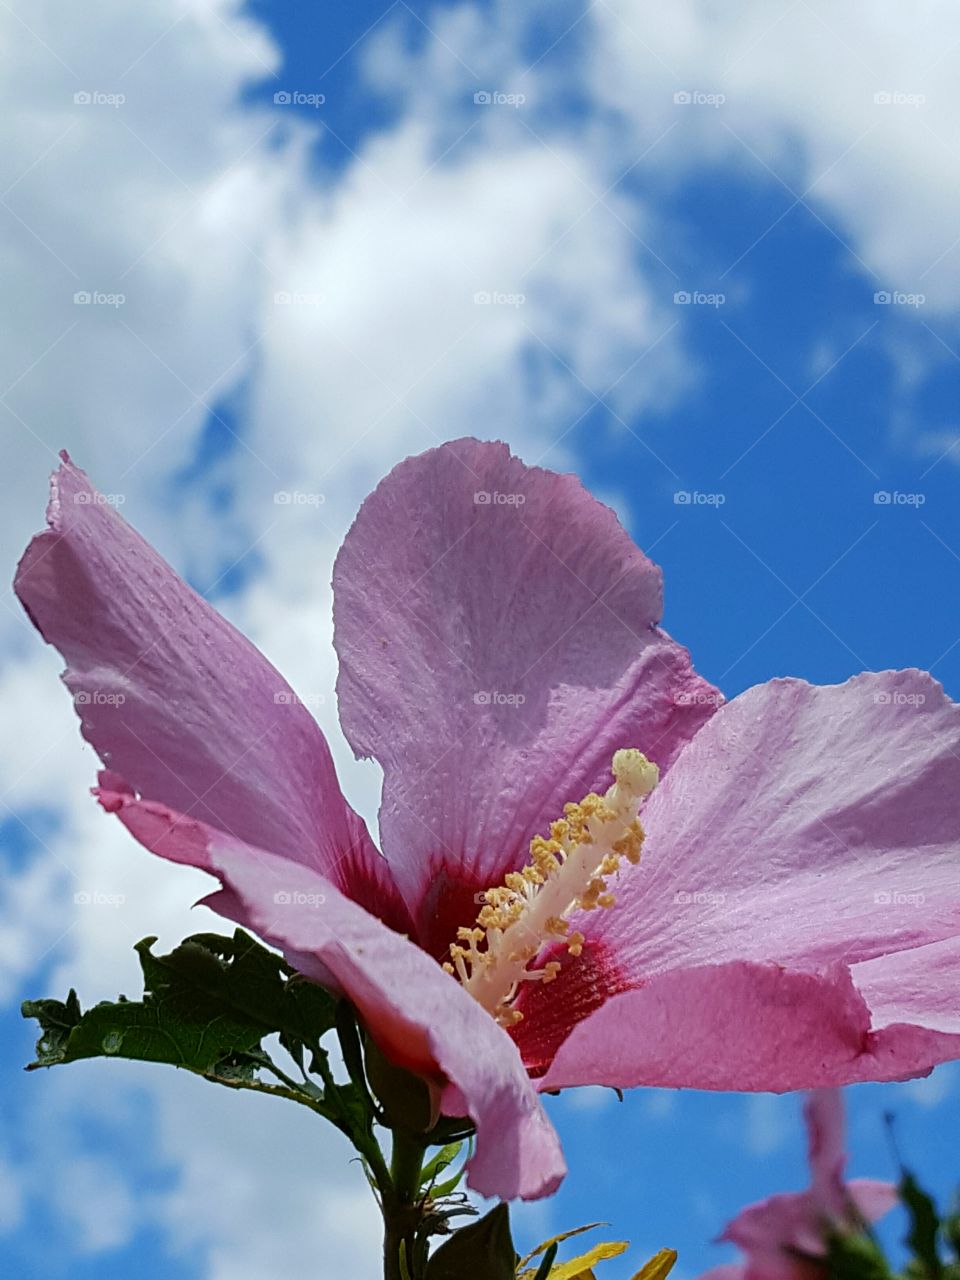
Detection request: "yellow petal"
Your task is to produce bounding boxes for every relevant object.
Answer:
[629,1248,678,1280]
[517,1223,605,1269]
[548,1241,629,1280]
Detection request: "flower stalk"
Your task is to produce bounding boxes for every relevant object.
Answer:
[383,1129,427,1280]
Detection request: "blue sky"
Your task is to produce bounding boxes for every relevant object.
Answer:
[2,1,960,1277]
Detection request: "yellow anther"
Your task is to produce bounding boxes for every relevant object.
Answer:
[445,749,659,1026]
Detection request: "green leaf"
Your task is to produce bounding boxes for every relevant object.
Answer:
[529,1244,559,1280]
[23,930,341,1076]
[429,1165,467,1200]
[334,1000,379,1122]
[425,1203,516,1280]
[23,946,264,1074]
[21,990,84,1066]
[142,929,337,1047]
[942,1195,960,1261]
[821,1230,895,1280]
[420,1142,463,1190]
[901,1169,944,1278]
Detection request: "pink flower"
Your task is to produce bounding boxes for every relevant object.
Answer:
[699,1090,897,1280]
[15,439,960,1201]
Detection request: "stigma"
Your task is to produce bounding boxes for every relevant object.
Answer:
[445,749,659,1027]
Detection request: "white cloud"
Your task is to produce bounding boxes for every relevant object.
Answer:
[587,0,960,310]
[230,118,686,542]
[0,0,305,641]
[15,0,960,1272]
[0,1150,24,1235]
[0,0,386,1270]
[742,1092,792,1158]
[150,1067,382,1280]
[901,1061,959,1108]
[0,1,692,1274]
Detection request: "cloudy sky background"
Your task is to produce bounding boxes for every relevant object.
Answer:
[3,1,960,1276]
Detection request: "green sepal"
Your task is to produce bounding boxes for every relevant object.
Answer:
[424,1203,516,1280]
[901,1168,944,1278]
[365,1035,435,1132]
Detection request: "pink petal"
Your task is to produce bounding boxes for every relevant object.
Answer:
[594,671,960,977]
[853,933,960,1033]
[846,1179,899,1225]
[100,783,564,1200]
[700,1184,894,1280]
[805,1090,846,1217]
[206,841,565,1200]
[722,1190,824,1276]
[695,1092,894,1280]
[16,456,406,924]
[842,937,960,1073]
[333,438,718,953]
[539,959,960,1092]
[541,671,960,1087]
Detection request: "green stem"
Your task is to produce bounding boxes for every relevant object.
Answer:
[390,1129,425,1205]
[383,1129,426,1280]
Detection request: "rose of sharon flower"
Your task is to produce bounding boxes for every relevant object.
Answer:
[15,439,960,1201]
[700,1090,897,1280]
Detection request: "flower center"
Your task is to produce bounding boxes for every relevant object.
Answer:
[444,748,659,1027]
